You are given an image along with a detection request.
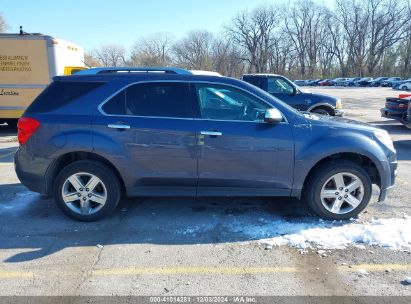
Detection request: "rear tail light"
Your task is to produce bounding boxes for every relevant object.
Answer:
[399,103,408,109]
[17,117,40,145]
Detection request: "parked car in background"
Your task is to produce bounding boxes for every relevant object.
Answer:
[294,80,306,86]
[319,79,333,86]
[15,67,397,221]
[399,82,411,91]
[355,77,373,87]
[306,79,324,86]
[242,74,344,116]
[381,97,409,122]
[369,77,389,87]
[381,77,402,87]
[344,78,362,86]
[405,102,411,129]
[398,81,411,91]
[332,78,350,86]
[393,78,411,90]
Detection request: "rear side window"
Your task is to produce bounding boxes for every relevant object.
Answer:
[102,82,192,118]
[26,81,104,114]
[243,76,263,89]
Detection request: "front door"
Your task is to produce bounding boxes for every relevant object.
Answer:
[192,83,295,197]
[266,76,308,110]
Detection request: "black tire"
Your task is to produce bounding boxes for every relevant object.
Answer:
[304,160,372,220]
[54,160,121,222]
[311,107,333,116]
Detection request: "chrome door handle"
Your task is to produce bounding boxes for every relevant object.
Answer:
[201,131,223,137]
[108,124,131,130]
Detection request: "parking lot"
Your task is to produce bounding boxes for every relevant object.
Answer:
[0,87,410,296]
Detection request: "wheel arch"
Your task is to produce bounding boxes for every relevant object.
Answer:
[301,152,381,196]
[308,103,335,115]
[46,151,126,196]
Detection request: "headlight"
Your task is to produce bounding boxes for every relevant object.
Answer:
[374,130,395,152]
[336,99,342,109]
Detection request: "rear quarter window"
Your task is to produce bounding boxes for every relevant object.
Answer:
[25,81,105,114]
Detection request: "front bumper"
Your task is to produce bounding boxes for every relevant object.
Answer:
[378,158,398,202]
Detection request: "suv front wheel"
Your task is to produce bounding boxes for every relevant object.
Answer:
[305,161,372,220]
[54,160,121,222]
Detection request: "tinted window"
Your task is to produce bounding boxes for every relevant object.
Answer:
[26,81,104,114]
[125,82,191,118]
[267,77,294,94]
[243,76,263,89]
[102,90,126,115]
[195,84,269,122]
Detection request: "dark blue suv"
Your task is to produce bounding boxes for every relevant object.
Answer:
[242,74,344,116]
[15,68,397,222]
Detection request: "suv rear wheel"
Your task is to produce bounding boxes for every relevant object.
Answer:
[305,161,372,220]
[54,160,121,222]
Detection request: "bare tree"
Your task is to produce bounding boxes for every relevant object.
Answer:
[173,30,214,70]
[211,36,245,76]
[92,44,126,67]
[0,13,6,33]
[130,33,174,67]
[84,52,102,67]
[227,5,280,73]
[283,0,329,77]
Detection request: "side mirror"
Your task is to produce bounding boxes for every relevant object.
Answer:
[264,108,283,123]
[291,87,298,96]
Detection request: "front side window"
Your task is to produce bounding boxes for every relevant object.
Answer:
[267,77,294,95]
[195,84,269,122]
[102,82,192,118]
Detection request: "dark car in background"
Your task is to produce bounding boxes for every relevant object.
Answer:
[405,103,411,129]
[369,77,389,87]
[242,74,344,116]
[15,67,396,221]
[344,78,362,86]
[307,79,324,86]
[355,77,373,87]
[380,97,410,123]
[381,77,402,87]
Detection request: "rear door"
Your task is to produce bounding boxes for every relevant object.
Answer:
[192,83,294,196]
[93,81,199,196]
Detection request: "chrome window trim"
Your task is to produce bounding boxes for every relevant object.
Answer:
[97,80,289,124]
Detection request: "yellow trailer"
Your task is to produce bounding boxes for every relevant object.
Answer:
[0,33,86,126]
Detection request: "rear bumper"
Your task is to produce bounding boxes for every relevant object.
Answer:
[14,147,54,195]
[380,108,405,121]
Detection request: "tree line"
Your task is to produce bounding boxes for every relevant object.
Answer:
[2,0,411,79]
[87,0,411,79]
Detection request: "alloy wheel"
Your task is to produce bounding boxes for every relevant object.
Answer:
[62,172,107,215]
[320,172,365,215]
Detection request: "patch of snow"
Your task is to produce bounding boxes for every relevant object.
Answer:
[226,213,411,250]
[257,217,411,250]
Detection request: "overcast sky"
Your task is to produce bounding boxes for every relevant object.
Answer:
[1,0,333,51]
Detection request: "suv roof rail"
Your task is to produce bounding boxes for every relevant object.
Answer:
[75,67,194,76]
